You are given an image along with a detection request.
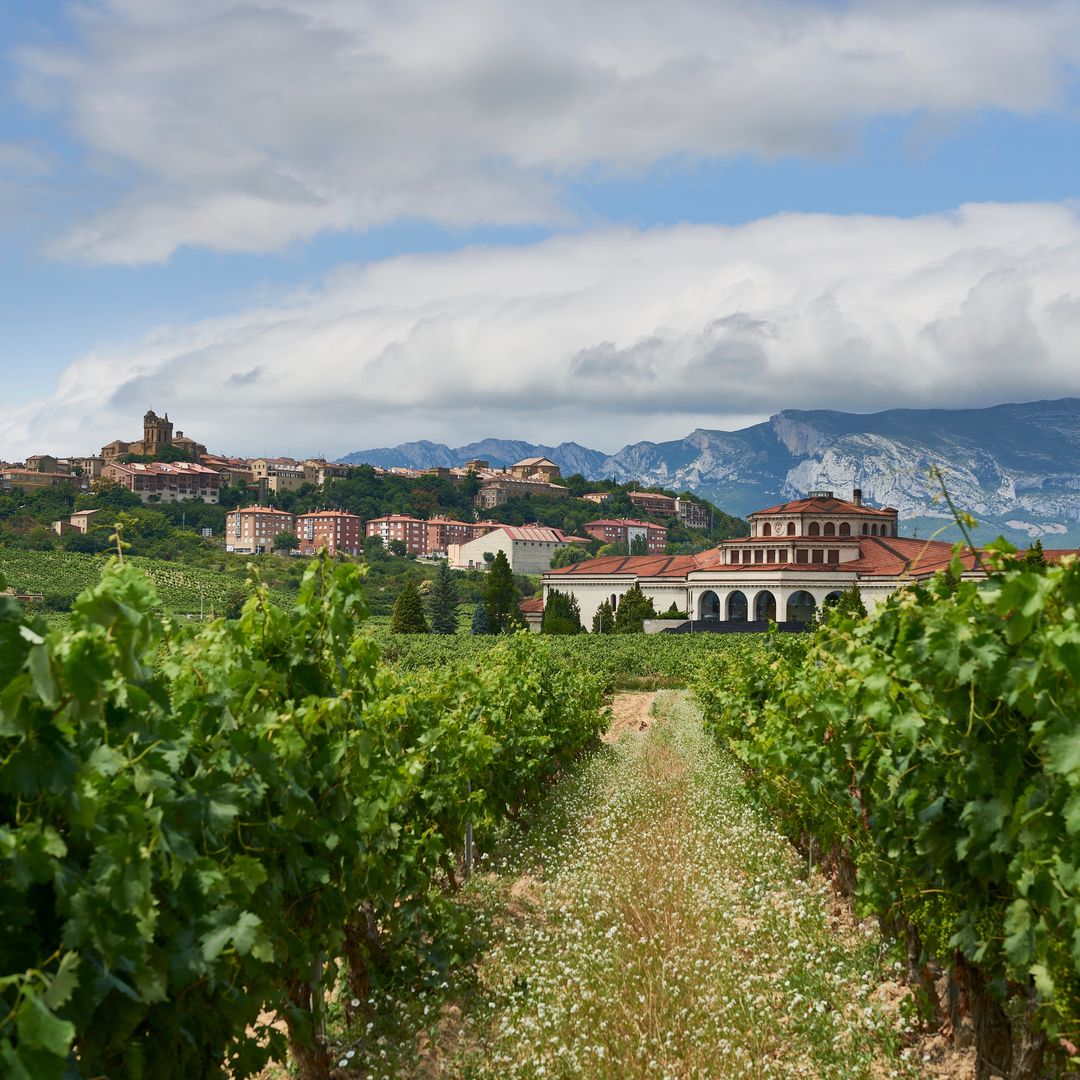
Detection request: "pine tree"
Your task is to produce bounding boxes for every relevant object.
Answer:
[613,582,656,633]
[591,599,614,634]
[1023,538,1047,566]
[389,577,429,633]
[427,560,460,634]
[470,602,491,635]
[484,550,525,633]
[541,589,582,634]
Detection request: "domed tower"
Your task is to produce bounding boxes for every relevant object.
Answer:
[143,410,174,455]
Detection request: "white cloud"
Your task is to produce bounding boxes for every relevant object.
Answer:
[14,0,1080,262]
[4,201,1080,458]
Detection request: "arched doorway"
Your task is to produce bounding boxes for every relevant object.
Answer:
[754,591,776,622]
[727,590,748,622]
[786,590,817,624]
[698,590,721,621]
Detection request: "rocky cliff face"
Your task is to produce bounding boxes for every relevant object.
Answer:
[341,398,1080,546]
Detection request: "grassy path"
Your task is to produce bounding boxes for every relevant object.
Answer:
[352,692,927,1079]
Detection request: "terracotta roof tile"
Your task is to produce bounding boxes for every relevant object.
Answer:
[751,496,896,517]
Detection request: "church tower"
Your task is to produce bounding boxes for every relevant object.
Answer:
[142,410,174,455]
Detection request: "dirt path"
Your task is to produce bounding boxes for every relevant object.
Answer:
[348,692,969,1079]
[602,690,657,742]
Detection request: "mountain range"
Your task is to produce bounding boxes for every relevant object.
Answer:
[340,398,1080,547]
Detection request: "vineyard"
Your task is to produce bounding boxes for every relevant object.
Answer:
[0,548,294,615]
[0,556,605,1078]
[4,545,1080,1078]
[376,631,758,691]
[696,548,1080,1079]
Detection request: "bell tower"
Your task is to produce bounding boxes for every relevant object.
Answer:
[143,410,174,454]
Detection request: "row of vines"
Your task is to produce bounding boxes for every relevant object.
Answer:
[695,549,1080,1080]
[376,630,748,690]
[0,556,605,1078]
[0,548,295,616]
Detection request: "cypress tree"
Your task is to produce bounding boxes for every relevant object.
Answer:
[484,550,525,633]
[592,599,614,634]
[613,583,656,633]
[389,577,429,633]
[541,589,582,634]
[427,560,460,634]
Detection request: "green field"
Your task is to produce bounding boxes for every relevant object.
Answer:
[0,547,295,615]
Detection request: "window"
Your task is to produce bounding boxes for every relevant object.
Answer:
[827,549,839,563]
[823,522,835,536]
[761,522,772,537]
[786,522,796,536]
[754,549,764,563]
[731,550,740,563]
[808,522,820,536]
[796,549,808,563]
[812,549,824,563]
[839,522,850,536]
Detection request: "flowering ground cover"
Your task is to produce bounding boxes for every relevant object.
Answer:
[338,692,932,1078]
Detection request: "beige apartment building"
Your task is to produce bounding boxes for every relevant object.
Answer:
[508,457,562,482]
[251,458,307,495]
[2,467,85,494]
[676,498,710,529]
[302,460,353,487]
[475,476,569,509]
[296,510,364,556]
[102,461,221,503]
[225,506,296,554]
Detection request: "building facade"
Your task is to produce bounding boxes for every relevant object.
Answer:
[545,491,972,630]
[448,524,574,574]
[584,518,668,553]
[627,491,677,517]
[1,468,85,493]
[250,458,307,496]
[675,498,710,530]
[425,517,494,555]
[508,457,562,482]
[101,409,207,462]
[475,476,569,508]
[296,510,364,556]
[102,461,221,503]
[365,514,430,556]
[226,506,296,554]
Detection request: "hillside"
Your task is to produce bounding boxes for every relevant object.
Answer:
[342,398,1080,547]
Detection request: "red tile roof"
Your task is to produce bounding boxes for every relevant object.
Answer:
[497,525,569,543]
[751,495,896,517]
[585,518,667,530]
[546,536,998,582]
[519,597,545,614]
[547,551,713,579]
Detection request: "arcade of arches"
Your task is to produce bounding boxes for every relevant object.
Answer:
[692,586,847,624]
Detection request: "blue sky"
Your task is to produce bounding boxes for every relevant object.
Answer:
[4,1,1080,457]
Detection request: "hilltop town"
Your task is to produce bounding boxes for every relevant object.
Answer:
[0,409,740,580]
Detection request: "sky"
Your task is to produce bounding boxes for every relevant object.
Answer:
[4,1,1080,459]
